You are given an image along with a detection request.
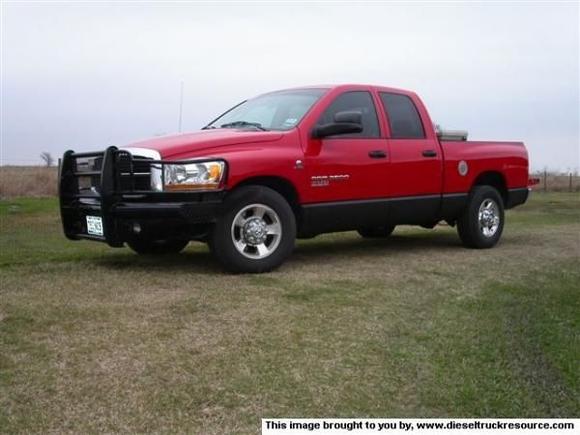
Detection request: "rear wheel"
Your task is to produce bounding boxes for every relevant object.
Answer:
[358,225,395,239]
[209,186,296,273]
[457,185,504,248]
[127,238,189,255]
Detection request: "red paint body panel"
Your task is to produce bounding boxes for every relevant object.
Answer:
[302,135,391,202]
[378,89,444,197]
[124,84,529,205]
[129,129,284,159]
[440,140,529,192]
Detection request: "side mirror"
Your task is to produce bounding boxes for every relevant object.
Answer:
[312,110,363,139]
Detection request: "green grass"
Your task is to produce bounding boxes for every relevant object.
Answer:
[0,196,58,217]
[0,192,579,433]
[508,192,580,225]
[422,262,579,416]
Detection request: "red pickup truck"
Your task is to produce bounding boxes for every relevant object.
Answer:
[59,84,530,272]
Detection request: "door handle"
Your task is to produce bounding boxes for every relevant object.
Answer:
[422,149,438,158]
[369,150,387,159]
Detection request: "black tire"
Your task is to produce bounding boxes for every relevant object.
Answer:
[358,225,396,239]
[209,186,296,273]
[127,238,189,255]
[457,185,505,249]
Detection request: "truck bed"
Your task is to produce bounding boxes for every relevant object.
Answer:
[439,140,529,194]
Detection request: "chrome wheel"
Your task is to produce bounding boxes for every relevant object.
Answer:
[478,199,500,238]
[230,203,282,259]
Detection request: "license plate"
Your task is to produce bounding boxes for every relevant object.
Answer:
[86,216,104,236]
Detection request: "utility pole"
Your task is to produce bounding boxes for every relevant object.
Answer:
[178,81,184,133]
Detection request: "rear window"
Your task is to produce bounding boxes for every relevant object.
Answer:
[380,93,425,139]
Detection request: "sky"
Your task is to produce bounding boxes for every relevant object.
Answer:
[1,1,579,171]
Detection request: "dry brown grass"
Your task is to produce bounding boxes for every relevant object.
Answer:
[531,171,580,192]
[0,166,58,198]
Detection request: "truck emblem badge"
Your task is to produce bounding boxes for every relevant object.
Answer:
[458,160,468,176]
[311,174,349,187]
[311,176,330,187]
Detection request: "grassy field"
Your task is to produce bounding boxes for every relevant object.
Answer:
[1,193,579,433]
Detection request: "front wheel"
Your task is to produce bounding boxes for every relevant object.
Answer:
[457,185,504,249]
[209,186,296,273]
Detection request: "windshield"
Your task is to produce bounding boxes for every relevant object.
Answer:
[205,89,327,131]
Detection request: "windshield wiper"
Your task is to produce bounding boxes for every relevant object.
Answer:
[220,121,268,131]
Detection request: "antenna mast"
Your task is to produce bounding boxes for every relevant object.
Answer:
[178,81,184,133]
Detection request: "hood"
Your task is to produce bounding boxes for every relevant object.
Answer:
[122,129,284,159]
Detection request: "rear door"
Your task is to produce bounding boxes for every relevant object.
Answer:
[379,92,443,222]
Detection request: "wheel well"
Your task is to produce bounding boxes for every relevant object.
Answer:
[472,171,508,204]
[232,176,301,216]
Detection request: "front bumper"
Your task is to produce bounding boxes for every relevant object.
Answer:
[59,147,226,246]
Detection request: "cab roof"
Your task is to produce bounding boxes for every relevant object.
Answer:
[264,83,417,97]
[331,84,414,93]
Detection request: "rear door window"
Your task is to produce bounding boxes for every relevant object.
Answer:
[380,93,425,139]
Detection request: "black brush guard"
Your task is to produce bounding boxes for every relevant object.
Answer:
[59,146,226,247]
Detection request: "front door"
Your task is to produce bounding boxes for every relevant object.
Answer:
[302,90,391,232]
[304,90,390,203]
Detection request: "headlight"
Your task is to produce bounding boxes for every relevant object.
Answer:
[163,161,225,191]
